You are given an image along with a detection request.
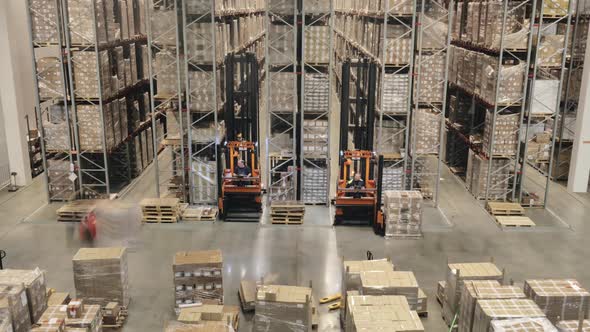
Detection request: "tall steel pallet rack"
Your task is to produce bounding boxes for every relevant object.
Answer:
[27,0,153,201]
[300,0,334,204]
[332,0,451,204]
[518,0,573,206]
[553,2,589,181]
[146,0,266,204]
[265,0,299,201]
[445,0,574,207]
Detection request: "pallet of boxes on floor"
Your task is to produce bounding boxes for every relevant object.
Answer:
[437,260,590,332]
[340,256,427,331]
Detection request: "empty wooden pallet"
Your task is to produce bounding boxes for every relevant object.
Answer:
[486,202,525,216]
[182,206,218,222]
[56,200,99,222]
[495,216,536,228]
[140,198,180,223]
[270,201,305,225]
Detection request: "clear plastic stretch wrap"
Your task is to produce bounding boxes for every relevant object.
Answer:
[443,262,503,324]
[177,305,239,331]
[481,60,526,106]
[359,270,420,311]
[473,299,546,332]
[0,284,31,332]
[482,110,520,156]
[458,280,526,332]
[524,279,590,324]
[253,285,312,332]
[557,320,590,332]
[72,247,129,307]
[418,14,448,50]
[491,317,558,331]
[383,190,423,238]
[173,250,224,306]
[0,269,47,324]
[341,259,394,328]
[345,294,424,332]
[0,310,10,332]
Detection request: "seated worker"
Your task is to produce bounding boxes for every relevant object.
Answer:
[233,159,252,186]
[346,172,366,198]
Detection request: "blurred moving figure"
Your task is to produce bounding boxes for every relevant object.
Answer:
[79,201,142,248]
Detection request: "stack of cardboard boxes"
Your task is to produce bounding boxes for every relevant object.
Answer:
[303,74,329,114]
[383,73,409,114]
[443,262,504,325]
[383,190,423,238]
[472,299,546,332]
[269,72,297,114]
[458,280,527,332]
[304,26,330,64]
[482,111,519,157]
[413,108,441,154]
[524,279,590,323]
[73,247,129,307]
[177,305,239,331]
[466,150,512,200]
[490,317,558,331]
[360,270,421,311]
[556,320,590,331]
[0,285,31,332]
[173,250,224,306]
[414,54,446,103]
[386,26,412,65]
[345,294,424,332]
[253,285,312,332]
[36,301,103,332]
[0,269,48,324]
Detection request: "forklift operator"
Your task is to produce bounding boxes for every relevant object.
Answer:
[234,159,252,177]
[346,172,366,198]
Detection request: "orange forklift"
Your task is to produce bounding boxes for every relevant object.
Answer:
[333,59,385,235]
[217,53,263,222]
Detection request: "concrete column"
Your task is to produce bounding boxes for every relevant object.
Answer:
[0,0,36,186]
[568,25,590,193]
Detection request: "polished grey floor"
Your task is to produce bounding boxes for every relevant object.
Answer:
[1,165,589,331]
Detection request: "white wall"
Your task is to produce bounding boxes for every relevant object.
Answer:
[0,95,10,188]
[0,0,36,186]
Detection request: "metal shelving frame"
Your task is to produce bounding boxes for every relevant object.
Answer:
[518,0,573,207]
[265,0,299,201]
[26,0,76,201]
[181,0,219,205]
[28,0,151,201]
[300,0,334,205]
[146,0,187,201]
[409,0,453,205]
[377,0,418,195]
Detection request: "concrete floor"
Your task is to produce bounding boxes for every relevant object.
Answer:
[1,165,590,331]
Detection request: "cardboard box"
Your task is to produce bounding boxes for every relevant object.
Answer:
[173,250,223,305]
[178,305,239,330]
[253,285,312,332]
[524,279,590,323]
[164,321,233,332]
[360,270,420,310]
[0,268,47,324]
[73,247,129,307]
[239,280,257,311]
[39,305,102,332]
[458,280,526,332]
[0,284,32,332]
[444,262,503,324]
[67,300,84,319]
[346,295,424,332]
[472,299,546,332]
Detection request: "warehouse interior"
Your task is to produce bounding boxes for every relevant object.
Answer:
[1,0,590,331]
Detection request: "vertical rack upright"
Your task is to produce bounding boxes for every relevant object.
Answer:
[300,0,334,204]
[265,0,299,201]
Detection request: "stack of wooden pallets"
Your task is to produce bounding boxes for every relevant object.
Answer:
[270,201,305,224]
[56,200,98,222]
[140,198,180,223]
[181,205,218,222]
[486,201,535,228]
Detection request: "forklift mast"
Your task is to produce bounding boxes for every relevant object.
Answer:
[224,53,259,143]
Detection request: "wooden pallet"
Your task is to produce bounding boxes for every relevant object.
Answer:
[140,197,180,209]
[486,202,525,216]
[57,200,98,222]
[142,216,178,223]
[495,216,536,228]
[182,206,218,222]
[103,307,128,329]
[271,218,304,225]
